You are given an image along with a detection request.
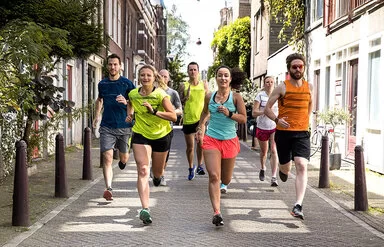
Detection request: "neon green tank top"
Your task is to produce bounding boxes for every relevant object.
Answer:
[183,81,205,124]
[128,87,172,140]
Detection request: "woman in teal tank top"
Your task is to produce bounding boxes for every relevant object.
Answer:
[195,65,247,226]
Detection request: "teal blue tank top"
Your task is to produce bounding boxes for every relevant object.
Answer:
[206,91,237,140]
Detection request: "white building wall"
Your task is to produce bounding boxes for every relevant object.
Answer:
[307,7,384,173]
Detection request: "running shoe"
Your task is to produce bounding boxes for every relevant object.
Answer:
[279,171,288,182]
[103,187,113,201]
[259,169,265,181]
[153,177,161,187]
[271,177,279,187]
[220,183,228,194]
[196,165,206,175]
[212,213,224,226]
[118,161,126,170]
[160,176,167,186]
[291,204,304,220]
[188,165,196,180]
[139,208,152,225]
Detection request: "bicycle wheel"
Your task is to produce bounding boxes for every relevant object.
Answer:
[310,132,322,157]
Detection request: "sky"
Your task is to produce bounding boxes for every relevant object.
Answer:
[163,0,231,71]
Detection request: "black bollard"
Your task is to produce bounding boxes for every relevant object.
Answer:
[318,135,330,188]
[82,127,92,180]
[12,140,30,226]
[55,133,68,198]
[354,145,368,211]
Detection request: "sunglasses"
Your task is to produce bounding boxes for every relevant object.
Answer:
[291,64,304,70]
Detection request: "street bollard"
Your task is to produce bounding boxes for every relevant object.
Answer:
[237,123,247,142]
[82,127,92,180]
[12,140,30,226]
[354,145,368,211]
[318,135,330,188]
[55,133,68,198]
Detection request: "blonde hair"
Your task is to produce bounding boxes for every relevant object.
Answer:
[138,64,167,89]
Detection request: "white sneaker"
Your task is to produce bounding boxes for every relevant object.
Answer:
[160,176,167,186]
[220,183,228,194]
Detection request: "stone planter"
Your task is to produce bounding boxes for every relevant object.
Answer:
[329,153,342,170]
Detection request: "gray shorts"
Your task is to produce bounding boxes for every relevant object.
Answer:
[99,126,132,153]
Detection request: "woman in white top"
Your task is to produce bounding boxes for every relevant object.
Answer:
[252,76,279,186]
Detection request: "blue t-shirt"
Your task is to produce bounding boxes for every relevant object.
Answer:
[206,91,237,140]
[98,76,135,129]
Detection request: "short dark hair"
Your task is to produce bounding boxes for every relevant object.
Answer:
[286,53,306,70]
[187,62,199,71]
[107,53,121,65]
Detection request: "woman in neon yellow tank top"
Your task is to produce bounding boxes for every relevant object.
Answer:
[126,64,176,225]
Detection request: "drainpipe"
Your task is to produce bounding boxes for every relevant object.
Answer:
[82,59,86,144]
[62,60,67,146]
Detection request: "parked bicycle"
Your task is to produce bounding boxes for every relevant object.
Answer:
[310,124,334,157]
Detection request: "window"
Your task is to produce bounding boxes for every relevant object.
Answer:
[324,0,372,26]
[108,0,121,46]
[367,50,381,125]
[311,0,323,23]
[254,9,262,54]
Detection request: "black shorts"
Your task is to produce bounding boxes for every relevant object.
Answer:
[131,131,172,152]
[274,130,310,164]
[182,121,199,135]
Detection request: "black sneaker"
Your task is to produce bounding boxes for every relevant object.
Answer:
[279,171,288,182]
[259,169,265,181]
[196,165,205,175]
[212,213,224,226]
[118,161,126,170]
[153,177,161,187]
[291,204,304,220]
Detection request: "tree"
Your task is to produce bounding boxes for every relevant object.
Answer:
[0,0,103,166]
[209,16,251,80]
[166,5,189,90]
[267,0,305,51]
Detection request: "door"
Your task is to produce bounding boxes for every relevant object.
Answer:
[346,59,358,159]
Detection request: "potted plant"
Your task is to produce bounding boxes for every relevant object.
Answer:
[317,107,351,170]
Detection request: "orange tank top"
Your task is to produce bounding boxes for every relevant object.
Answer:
[277,80,311,131]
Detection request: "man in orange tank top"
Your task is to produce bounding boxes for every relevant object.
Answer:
[264,53,313,220]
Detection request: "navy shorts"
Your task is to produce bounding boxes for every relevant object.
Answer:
[131,131,172,152]
[274,130,310,164]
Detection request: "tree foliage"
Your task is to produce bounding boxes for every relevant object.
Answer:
[165,5,189,90]
[267,0,305,51]
[0,0,103,171]
[0,0,102,59]
[209,17,251,80]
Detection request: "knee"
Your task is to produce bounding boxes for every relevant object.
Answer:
[208,173,220,183]
[137,165,149,178]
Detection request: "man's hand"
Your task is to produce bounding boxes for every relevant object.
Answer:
[116,94,127,105]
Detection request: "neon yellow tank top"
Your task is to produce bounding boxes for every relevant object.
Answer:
[183,81,205,124]
[128,87,172,140]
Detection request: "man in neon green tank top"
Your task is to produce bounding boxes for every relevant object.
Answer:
[178,62,209,180]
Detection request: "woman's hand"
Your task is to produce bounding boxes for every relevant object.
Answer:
[142,101,155,114]
[217,105,230,116]
[195,126,205,146]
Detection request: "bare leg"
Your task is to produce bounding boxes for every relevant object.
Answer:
[184,133,195,169]
[133,144,151,209]
[102,149,114,188]
[293,157,308,205]
[269,133,278,178]
[204,149,222,213]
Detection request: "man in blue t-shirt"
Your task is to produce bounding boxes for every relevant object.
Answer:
[92,53,135,201]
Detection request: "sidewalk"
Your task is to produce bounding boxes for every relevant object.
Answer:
[1,129,384,246]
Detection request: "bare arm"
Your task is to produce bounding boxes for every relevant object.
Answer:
[252,100,262,118]
[264,84,289,128]
[195,93,212,145]
[231,92,247,124]
[308,83,314,118]
[178,83,188,106]
[92,97,103,128]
